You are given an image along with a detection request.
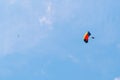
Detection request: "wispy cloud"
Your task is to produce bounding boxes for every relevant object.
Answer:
[39,1,54,29]
[114,77,120,80]
[67,54,79,64]
[33,60,51,77]
[46,2,52,14]
[0,0,55,56]
[39,16,52,26]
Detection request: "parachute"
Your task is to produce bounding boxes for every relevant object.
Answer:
[83,31,94,43]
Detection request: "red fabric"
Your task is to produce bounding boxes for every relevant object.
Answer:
[84,34,89,41]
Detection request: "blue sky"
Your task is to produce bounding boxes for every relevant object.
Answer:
[0,0,120,80]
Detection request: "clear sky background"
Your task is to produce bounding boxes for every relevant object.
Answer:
[0,0,120,80]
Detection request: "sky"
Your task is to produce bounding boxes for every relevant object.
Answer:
[0,0,120,80]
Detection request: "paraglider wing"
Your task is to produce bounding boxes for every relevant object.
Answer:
[83,31,91,43]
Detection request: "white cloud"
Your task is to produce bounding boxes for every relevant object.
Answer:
[67,54,79,64]
[0,0,55,56]
[114,77,120,80]
[46,2,53,14]
[39,1,54,30]
[39,16,52,26]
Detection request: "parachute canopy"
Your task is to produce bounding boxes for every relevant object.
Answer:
[83,31,91,43]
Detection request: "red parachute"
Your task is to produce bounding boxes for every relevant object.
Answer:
[83,31,94,43]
